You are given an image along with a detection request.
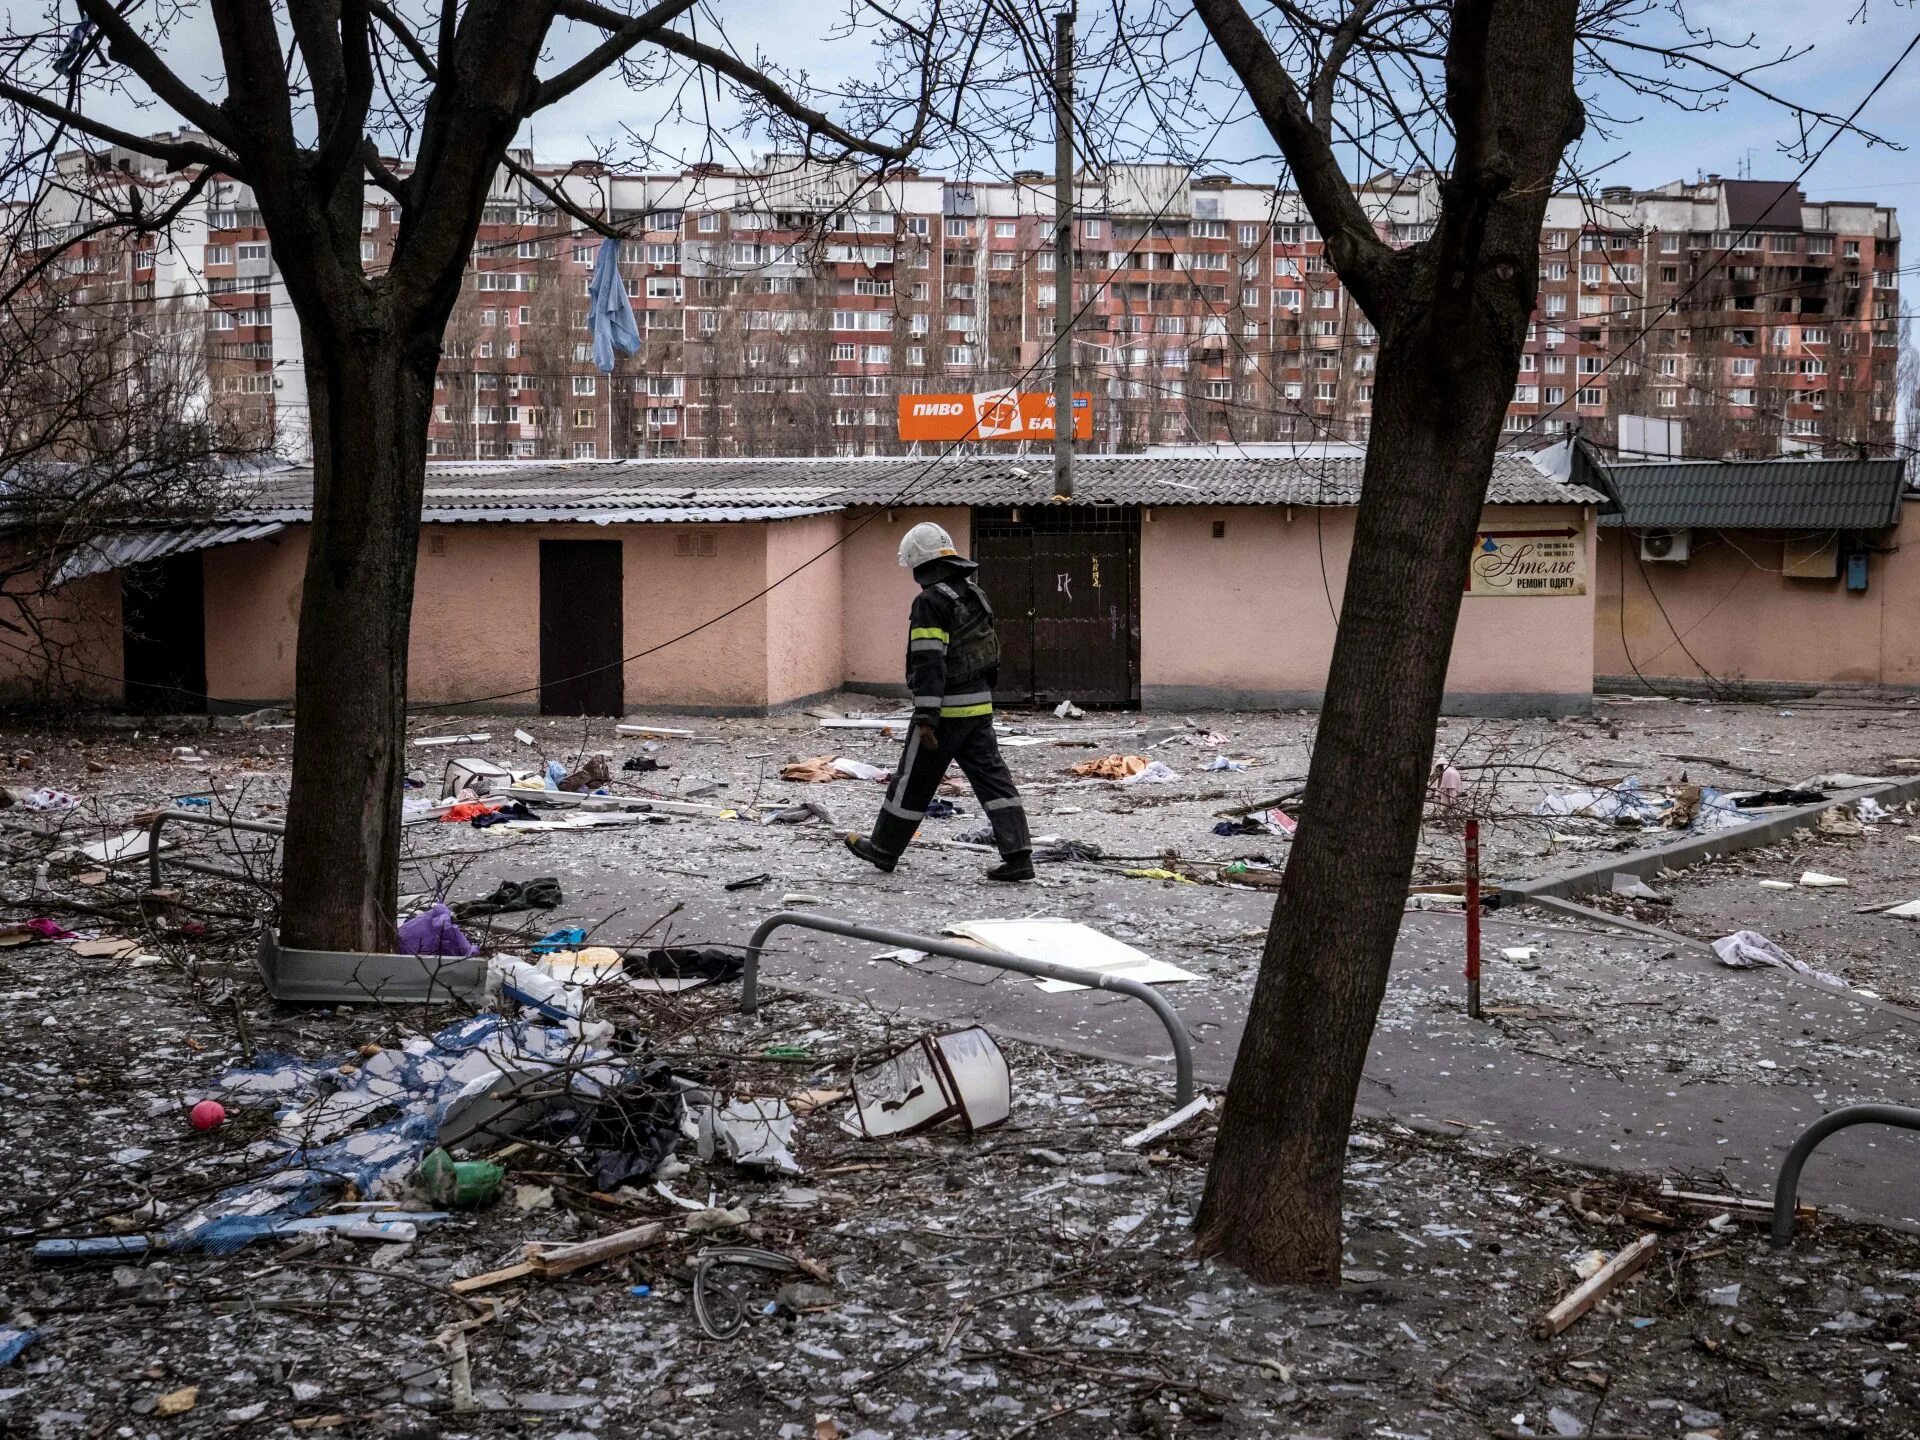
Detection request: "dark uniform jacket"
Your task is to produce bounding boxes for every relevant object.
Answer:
[904,558,1001,724]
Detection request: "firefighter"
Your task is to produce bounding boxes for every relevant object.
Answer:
[846,522,1033,881]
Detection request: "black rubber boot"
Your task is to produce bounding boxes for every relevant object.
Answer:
[845,833,898,874]
[986,851,1035,882]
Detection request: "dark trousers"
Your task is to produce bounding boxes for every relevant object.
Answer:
[868,714,1030,860]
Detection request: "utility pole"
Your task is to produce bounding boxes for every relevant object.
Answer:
[1051,5,1075,500]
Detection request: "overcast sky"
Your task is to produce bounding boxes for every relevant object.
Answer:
[37,1,1920,204]
[518,1,1920,204]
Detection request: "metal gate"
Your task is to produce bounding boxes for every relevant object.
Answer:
[972,506,1139,708]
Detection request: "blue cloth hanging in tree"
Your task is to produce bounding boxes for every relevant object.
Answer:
[588,234,640,374]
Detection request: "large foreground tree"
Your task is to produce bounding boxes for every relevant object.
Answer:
[1176,0,1906,1283]
[0,1,1003,949]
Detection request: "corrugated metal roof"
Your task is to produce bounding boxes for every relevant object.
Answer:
[54,521,288,586]
[241,453,1600,518]
[1594,458,1908,531]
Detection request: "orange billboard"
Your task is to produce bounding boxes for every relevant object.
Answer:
[898,389,1093,442]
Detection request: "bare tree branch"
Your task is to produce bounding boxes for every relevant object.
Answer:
[70,0,239,148]
[535,0,701,113]
[1192,0,1398,321]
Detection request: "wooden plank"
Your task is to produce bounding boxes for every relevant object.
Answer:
[450,1261,536,1295]
[1534,1234,1658,1340]
[524,1221,663,1277]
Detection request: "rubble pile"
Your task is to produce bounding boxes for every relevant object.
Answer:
[0,698,1913,1434]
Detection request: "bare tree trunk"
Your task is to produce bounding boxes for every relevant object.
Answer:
[1194,316,1518,1281]
[1192,0,1582,1285]
[279,326,437,951]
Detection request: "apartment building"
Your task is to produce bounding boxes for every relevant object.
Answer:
[15,140,1902,461]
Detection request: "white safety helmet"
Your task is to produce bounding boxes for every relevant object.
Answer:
[898,521,961,569]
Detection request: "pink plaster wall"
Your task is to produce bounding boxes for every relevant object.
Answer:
[0,566,122,705]
[1594,505,1920,688]
[1139,504,1595,711]
[203,533,306,703]
[764,512,844,707]
[405,525,542,707]
[622,522,769,711]
[839,506,973,691]
[199,521,784,713]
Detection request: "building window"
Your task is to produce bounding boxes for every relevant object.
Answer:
[572,441,597,458]
[572,375,596,395]
[1082,218,1104,241]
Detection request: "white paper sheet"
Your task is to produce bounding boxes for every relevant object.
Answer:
[946,918,1200,993]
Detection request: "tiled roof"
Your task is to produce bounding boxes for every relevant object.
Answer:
[1593,458,1909,531]
[239,453,1600,519]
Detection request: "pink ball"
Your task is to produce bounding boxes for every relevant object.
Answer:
[189,1100,225,1131]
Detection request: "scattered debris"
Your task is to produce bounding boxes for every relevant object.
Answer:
[1069,754,1148,780]
[1534,1233,1658,1338]
[1610,873,1667,902]
[1711,930,1846,988]
[1817,806,1866,837]
[946,918,1201,992]
[1120,1095,1215,1148]
[847,1027,1011,1138]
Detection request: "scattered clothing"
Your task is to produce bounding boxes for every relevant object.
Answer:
[629,947,746,986]
[26,917,75,940]
[1037,839,1103,863]
[454,876,563,918]
[0,1328,37,1366]
[1711,929,1846,989]
[440,801,501,824]
[1070,754,1147,780]
[781,755,841,783]
[622,755,667,773]
[19,788,78,812]
[531,926,588,956]
[471,801,537,828]
[763,800,835,827]
[396,904,476,958]
[1734,787,1828,809]
[558,755,612,793]
[923,798,961,819]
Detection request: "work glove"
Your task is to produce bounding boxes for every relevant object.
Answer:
[915,720,940,752]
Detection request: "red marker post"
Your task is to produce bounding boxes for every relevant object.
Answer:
[1464,818,1483,1020]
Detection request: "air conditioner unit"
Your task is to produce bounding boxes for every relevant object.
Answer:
[1640,529,1691,563]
